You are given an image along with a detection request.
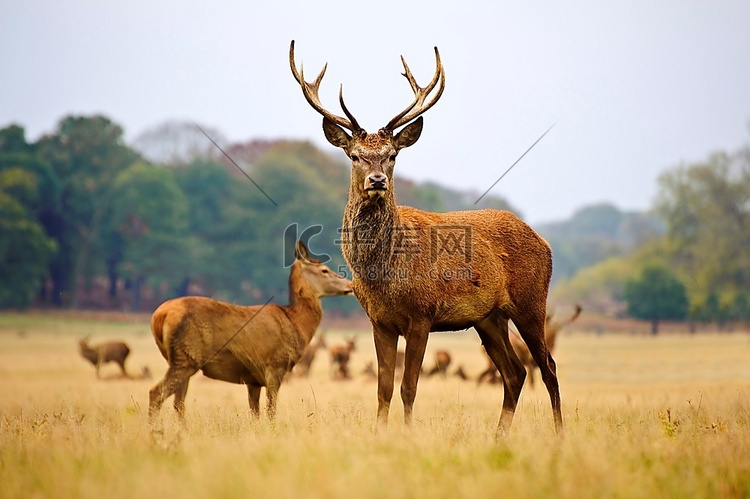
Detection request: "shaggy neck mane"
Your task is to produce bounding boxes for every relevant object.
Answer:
[343,191,401,279]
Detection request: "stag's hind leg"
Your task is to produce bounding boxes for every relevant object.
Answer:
[148,366,197,423]
[475,316,527,437]
[513,313,563,433]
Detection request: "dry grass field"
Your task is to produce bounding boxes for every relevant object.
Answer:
[1,311,749,498]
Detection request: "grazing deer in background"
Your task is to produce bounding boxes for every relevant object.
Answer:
[424,350,452,377]
[329,336,357,379]
[291,41,562,436]
[453,365,469,381]
[78,337,130,379]
[148,241,352,423]
[362,360,377,381]
[292,332,327,377]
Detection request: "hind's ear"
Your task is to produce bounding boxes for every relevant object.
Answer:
[295,240,311,262]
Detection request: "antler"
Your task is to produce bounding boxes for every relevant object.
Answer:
[289,40,362,133]
[384,47,446,132]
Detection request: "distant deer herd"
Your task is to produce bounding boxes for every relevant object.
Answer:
[73,41,577,438]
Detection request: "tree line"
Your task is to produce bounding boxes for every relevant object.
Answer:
[552,137,750,332]
[0,115,513,313]
[4,114,748,331]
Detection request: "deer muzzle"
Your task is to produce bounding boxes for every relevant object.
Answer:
[364,173,389,196]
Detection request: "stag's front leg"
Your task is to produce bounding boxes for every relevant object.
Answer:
[373,325,399,428]
[401,323,430,426]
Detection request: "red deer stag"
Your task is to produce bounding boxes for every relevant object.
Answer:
[329,336,356,379]
[78,337,130,379]
[148,241,352,422]
[292,332,327,377]
[424,350,452,377]
[290,41,562,435]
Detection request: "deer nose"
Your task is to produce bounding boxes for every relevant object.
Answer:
[366,174,388,190]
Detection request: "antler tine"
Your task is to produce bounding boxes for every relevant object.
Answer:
[289,40,361,133]
[338,85,361,132]
[385,46,446,131]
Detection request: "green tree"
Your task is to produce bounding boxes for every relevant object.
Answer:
[655,150,750,306]
[551,256,634,315]
[36,115,139,307]
[0,191,57,308]
[171,158,245,298]
[624,263,688,334]
[0,125,58,308]
[109,162,190,310]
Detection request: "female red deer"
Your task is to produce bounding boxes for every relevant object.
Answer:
[148,241,352,422]
[290,41,562,436]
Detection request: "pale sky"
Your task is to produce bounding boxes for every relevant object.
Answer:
[2,1,749,224]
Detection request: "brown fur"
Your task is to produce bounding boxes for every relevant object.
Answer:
[291,42,562,436]
[78,338,130,379]
[147,241,352,422]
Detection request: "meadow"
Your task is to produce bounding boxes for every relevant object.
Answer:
[1,312,749,498]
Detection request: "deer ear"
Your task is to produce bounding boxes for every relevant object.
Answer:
[323,118,352,150]
[295,240,311,262]
[394,117,423,150]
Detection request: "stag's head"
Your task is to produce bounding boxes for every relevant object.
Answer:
[293,240,353,298]
[290,40,445,201]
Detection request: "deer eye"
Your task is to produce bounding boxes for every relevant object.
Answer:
[389,154,397,162]
[350,154,359,162]
[321,268,330,274]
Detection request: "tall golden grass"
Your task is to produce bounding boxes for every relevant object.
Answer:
[1,312,749,498]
